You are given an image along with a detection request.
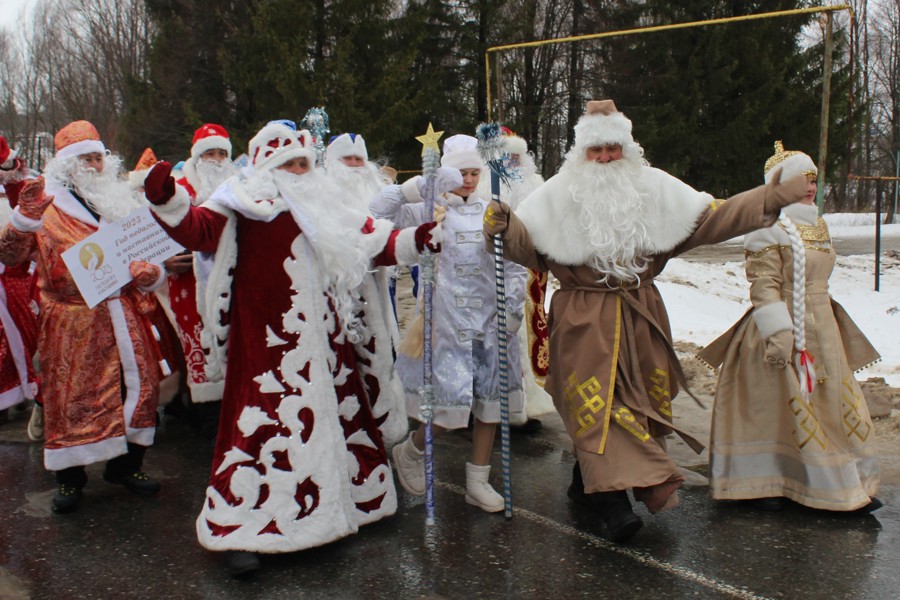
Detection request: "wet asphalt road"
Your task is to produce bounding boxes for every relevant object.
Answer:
[0,406,897,600]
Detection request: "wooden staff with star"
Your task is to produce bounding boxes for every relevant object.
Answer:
[415,122,443,526]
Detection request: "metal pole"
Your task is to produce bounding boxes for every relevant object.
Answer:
[816,12,833,214]
[875,178,882,292]
[893,150,899,220]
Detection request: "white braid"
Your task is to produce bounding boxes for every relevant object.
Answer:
[779,213,815,397]
[779,214,806,352]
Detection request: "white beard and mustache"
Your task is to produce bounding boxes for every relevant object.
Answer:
[324,160,388,214]
[271,168,372,343]
[192,158,236,203]
[44,153,141,222]
[559,151,654,284]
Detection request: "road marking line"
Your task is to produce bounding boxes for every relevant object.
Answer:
[437,481,773,600]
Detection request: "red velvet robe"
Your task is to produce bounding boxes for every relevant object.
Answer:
[156,200,403,553]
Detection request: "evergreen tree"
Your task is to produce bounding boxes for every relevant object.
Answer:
[595,0,847,196]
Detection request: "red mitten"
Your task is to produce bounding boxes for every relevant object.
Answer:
[18,177,54,220]
[144,161,176,205]
[414,221,442,253]
[129,260,162,288]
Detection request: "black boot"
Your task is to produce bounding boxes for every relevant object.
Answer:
[567,462,605,511]
[52,484,83,514]
[602,490,644,543]
[223,551,261,578]
[103,470,162,496]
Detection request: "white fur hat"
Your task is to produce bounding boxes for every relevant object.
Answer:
[763,141,817,184]
[249,123,314,172]
[441,134,483,170]
[327,132,368,161]
[574,99,633,151]
[502,133,528,156]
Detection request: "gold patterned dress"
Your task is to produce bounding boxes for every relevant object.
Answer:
[700,203,880,510]
[0,185,161,471]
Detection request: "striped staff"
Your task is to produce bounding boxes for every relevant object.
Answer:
[475,122,517,519]
[415,123,444,526]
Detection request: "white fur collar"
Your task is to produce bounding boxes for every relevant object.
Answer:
[515,166,712,265]
[744,202,822,252]
[208,176,287,222]
[180,158,200,195]
[45,181,103,227]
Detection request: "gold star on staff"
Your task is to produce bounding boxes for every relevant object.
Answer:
[415,122,443,156]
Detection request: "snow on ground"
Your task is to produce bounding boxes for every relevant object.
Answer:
[548,215,900,386]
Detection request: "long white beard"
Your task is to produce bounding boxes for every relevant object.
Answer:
[45,154,140,222]
[324,160,387,214]
[272,169,371,342]
[559,153,654,284]
[194,158,236,202]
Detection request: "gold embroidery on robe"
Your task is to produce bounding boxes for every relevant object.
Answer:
[789,395,827,449]
[614,407,651,442]
[841,376,871,442]
[648,368,671,416]
[565,373,605,438]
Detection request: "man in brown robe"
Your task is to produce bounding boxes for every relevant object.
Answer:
[483,100,809,542]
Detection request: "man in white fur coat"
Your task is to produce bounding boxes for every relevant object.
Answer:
[324,132,408,446]
[143,122,440,576]
[483,99,810,542]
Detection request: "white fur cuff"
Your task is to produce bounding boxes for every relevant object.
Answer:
[10,208,43,232]
[137,266,166,293]
[752,301,792,338]
[150,184,191,227]
[400,177,423,203]
[394,227,420,266]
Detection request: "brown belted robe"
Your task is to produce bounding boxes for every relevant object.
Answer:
[492,177,787,513]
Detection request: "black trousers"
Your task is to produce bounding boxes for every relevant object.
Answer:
[55,443,147,487]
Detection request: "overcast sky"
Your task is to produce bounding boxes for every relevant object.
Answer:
[0,0,35,33]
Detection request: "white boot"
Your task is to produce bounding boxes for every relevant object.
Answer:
[465,462,504,513]
[391,433,425,496]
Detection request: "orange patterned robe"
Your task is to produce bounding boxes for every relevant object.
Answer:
[0,184,160,471]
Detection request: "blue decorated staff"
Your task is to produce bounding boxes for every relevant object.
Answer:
[301,107,330,168]
[415,123,444,525]
[476,122,517,519]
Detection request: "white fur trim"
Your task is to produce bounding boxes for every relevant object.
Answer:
[192,135,232,160]
[574,112,633,150]
[0,386,26,411]
[44,435,128,471]
[765,154,816,184]
[188,380,224,403]
[129,169,150,189]
[150,183,192,227]
[752,301,793,338]
[359,217,393,260]
[781,202,819,226]
[107,297,156,446]
[327,133,368,161]
[56,139,105,160]
[195,205,237,384]
[400,177,423,202]
[393,226,420,266]
[743,222,790,252]
[136,266,166,292]
[515,167,711,265]
[441,149,483,170]
[10,208,43,232]
[503,135,528,156]
[45,182,99,225]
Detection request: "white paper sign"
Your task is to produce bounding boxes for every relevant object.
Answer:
[61,206,184,308]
